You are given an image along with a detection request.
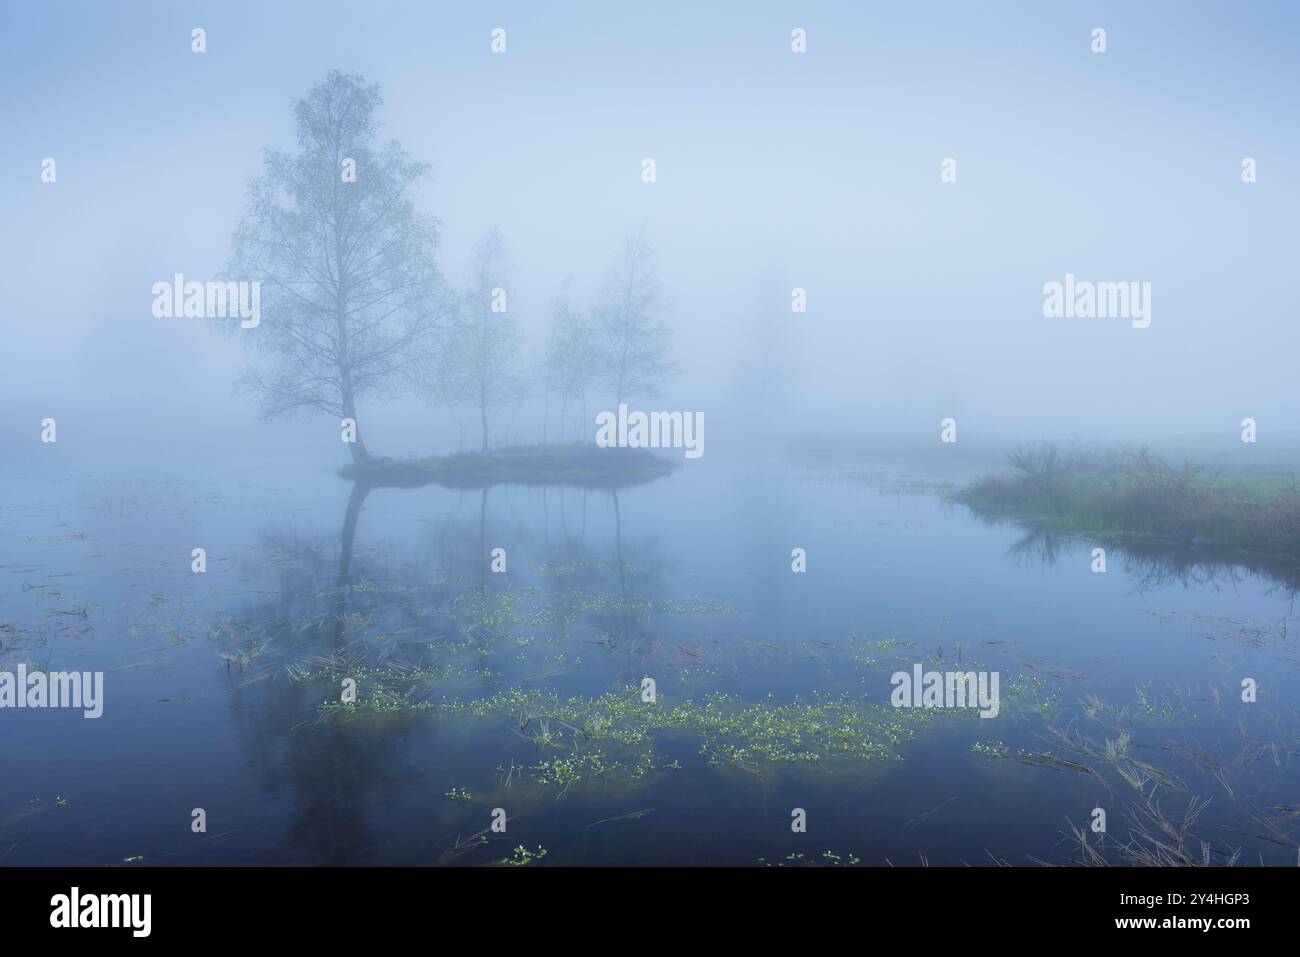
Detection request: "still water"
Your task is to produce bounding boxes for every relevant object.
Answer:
[2,460,1297,866]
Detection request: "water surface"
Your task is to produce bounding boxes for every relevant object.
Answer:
[3,460,1297,866]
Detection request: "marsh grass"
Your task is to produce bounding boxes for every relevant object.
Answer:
[978,675,1300,865]
[958,444,1300,559]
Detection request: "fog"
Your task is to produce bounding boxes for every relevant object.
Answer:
[3,1,1298,472]
[8,3,1300,883]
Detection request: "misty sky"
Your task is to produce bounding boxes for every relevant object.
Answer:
[2,1,1298,466]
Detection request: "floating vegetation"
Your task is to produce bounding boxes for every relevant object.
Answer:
[1135,682,1196,722]
[499,844,548,866]
[217,643,271,668]
[757,850,863,867]
[1003,672,1061,716]
[539,560,626,578]
[1080,692,1128,724]
[437,827,492,864]
[683,693,940,767]
[45,606,88,618]
[1043,723,1185,791]
[971,741,1094,775]
[321,681,979,800]
[291,662,442,686]
[0,621,45,667]
[848,636,917,669]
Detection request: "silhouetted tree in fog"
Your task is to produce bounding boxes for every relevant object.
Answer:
[594,226,675,408]
[543,283,597,442]
[227,70,445,463]
[434,228,524,451]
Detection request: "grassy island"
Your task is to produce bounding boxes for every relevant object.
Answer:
[338,443,679,489]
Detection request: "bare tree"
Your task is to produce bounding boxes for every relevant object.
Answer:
[435,228,524,451]
[226,71,446,463]
[542,283,597,443]
[594,226,675,408]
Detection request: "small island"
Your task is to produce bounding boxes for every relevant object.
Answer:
[338,443,679,489]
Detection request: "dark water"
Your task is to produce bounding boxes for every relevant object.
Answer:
[2,461,1298,866]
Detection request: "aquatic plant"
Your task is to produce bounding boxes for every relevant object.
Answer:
[323,681,980,801]
[757,850,863,867]
[500,844,548,866]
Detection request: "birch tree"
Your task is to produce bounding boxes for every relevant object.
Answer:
[226,71,446,463]
[594,226,675,408]
[543,285,597,442]
[435,228,524,451]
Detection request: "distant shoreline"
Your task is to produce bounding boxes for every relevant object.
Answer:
[955,443,1300,562]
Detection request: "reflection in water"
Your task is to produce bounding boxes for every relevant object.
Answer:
[989,515,1300,598]
[332,480,370,649]
[1005,526,1067,569]
[217,479,676,862]
[223,480,424,863]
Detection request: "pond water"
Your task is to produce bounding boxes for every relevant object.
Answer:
[2,459,1297,866]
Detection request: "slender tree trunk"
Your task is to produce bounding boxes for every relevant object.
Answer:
[334,185,369,465]
[341,387,371,464]
[480,401,489,453]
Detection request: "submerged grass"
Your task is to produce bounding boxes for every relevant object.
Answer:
[320,683,980,795]
[974,676,1300,866]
